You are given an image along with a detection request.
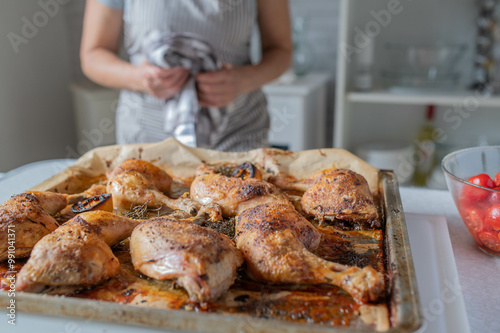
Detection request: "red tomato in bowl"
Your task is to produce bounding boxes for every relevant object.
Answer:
[463,174,495,202]
[485,204,500,231]
[478,231,500,252]
[463,208,485,233]
[468,173,495,188]
[489,187,500,206]
[494,172,500,187]
[462,185,490,202]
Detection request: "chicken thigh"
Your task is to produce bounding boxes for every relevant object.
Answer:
[107,158,172,193]
[107,171,198,215]
[301,169,378,223]
[190,173,290,217]
[130,217,243,303]
[236,202,384,303]
[16,211,140,292]
[267,168,335,192]
[0,191,68,261]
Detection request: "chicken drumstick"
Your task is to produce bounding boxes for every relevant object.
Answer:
[130,217,243,303]
[107,158,172,193]
[16,211,140,292]
[236,202,384,303]
[0,191,68,261]
[190,172,290,217]
[107,171,199,215]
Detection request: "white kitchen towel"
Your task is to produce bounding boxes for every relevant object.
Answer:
[143,31,227,148]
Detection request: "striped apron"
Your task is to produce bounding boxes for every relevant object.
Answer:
[115,0,270,151]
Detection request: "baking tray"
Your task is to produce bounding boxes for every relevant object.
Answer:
[0,144,422,332]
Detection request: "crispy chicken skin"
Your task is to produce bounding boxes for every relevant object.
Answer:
[130,217,244,303]
[267,169,335,192]
[82,184,108,197]
[16,211,140,292]
[0,191,67,261]
[107,158,173,193]
[107,171,198,215]
[301,169,378,222]
[236,203,384,303]
[190,173,290,217]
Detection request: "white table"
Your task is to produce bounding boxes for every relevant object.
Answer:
[1,160,499,333]
[400,189,500,333]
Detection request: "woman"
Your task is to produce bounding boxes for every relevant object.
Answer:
[80,0,292,151]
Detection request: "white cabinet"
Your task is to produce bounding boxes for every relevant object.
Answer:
[263,73,331,151]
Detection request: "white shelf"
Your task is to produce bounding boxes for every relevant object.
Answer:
[347,90,500,107]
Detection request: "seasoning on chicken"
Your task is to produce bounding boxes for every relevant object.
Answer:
[0,191,68,261]
[236,202,384,303]
[268,168,336,192]
[190,173,290,217]
[301,169,379,223]
[107,170,199,215]
[130,217,243,303]
[107,158,173,193]
[16,211,140,292]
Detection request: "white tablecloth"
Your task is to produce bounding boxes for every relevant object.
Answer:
[0,160,499,333]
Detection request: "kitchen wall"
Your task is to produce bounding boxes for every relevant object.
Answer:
[0,0,76,172]
[65,0,87,83]
[289,0,340,75]
[288,0,340,146]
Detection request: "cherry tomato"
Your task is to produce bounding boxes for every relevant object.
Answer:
[489,187,500,206]
[478,231,500,252]
[462,174,494,202]
[485,204,500,231]
[468,173,495,188]
[495,172,500,187]
[462,184,491,202]
[463,208,485,233]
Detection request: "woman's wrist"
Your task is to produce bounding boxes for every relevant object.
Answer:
[235,65,260,95]
[129,63,148,93]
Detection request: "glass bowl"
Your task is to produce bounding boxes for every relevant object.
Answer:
[382,43,467,90]
[381,71,461,91]
[442,146,500,256]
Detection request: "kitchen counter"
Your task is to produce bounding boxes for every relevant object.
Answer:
[1,160,499,333]
[400,188,500,333]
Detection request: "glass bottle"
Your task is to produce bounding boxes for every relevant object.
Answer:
[413,105,437,186]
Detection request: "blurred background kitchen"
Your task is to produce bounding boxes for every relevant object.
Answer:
[1,0,500,190]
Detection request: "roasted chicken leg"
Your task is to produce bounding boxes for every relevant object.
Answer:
[236,202,384,303]
[190,173,290,217]
[267,168,335,192]
[130,217,243,303]
[107,158,173,193]
[107,171,198,215]
[16,211,140,292]
[0,191,68,261]
[301,169,378,223]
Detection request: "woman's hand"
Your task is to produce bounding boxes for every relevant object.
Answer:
[196,64,247,108]
[137,61,190,99]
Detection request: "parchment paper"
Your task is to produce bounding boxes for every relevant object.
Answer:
[31,138,379,194]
